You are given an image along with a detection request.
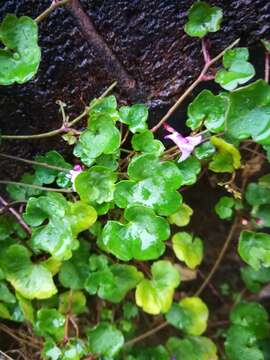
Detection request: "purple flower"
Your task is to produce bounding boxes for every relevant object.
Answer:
[70,164,83,190]
[164,123,202,162]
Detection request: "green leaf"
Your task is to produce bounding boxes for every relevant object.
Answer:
[85,255,143,303]
[194,141,216,160]
[7,171,43,201]
[75,166,117,206]
[24,193,96,261]
[168,203,193,227]
[166,336,218,360]
[123,302,139,320]
[135,260,180,315]
[0,281,16,303]
[238,231,270,270]
[0,302,11,320]
[74,116,121,166]
[0,244,57,299]
[186,90,228,132]
[127,345,170,360]
[59,291,86,316]
[131,131,165,155]
[226,80,270,144]
[166,297,208,336]
[215,196,235,220]
[0,15,41,85]
[35,308,65,341]
[209,136,241,173]
[241,266,270,293]
[215,48,255,91]
[87,322,124,358]
[115,154,183,216]
[225,325,264,360]
[43,338,87,360]
[184,1,222,38]
[99,205,170,261]
[95,150,120,171]
[245,183,270,206]
[59,241,90,290]
[230,302,269,339]
[16,292,35,324]
[89,95,119,122]
[177,156,201,186]
[119,104,148,133]
[172,232,204,269]
[34,151,72,186]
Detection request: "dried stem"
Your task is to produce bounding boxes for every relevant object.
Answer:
[0,196,31,234]
[35,0,71,23]
[124,321,168,348]
[0,180,73,193]
[151,38,240,133]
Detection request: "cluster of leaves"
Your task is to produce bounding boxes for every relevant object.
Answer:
[1,2,270,360]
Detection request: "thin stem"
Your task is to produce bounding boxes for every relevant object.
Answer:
[0,153,70,172]
[124,321,168,348]
[35,0,71,23]
[0,196,31,234]
[121,130,130,146]
[265,51,269,83]
[201,38,211,64]
[195,216,239,296]
[151,37,240,133]
[0,180,73,193]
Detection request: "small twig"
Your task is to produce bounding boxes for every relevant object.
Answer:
[0,200,27,215]
[0,350,14,360]
[0,180,73,193]
[151,38,240,132]
[121,130,130,146]
[0,153,70,172]
[265,51,269,83]
[124,321,168,348]
[0,196,31,234]
[35,0,71,23]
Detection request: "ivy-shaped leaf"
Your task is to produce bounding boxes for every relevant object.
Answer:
[35,308,65,342]
[241,266,270,293]
[85,255,143,303]
[43,338,87,360]
[166,336,218,360]
[194,141,216,160]
[166,297,209,336]
[7,171,43,201]
[135,260,180,315]
[238,231,270,271]
[74,116,121,166]
[87,323,124,358]
[186,90,228,132]
[99,205,170,261]
[209,136,241,173]
[245,182,270,206]
[24,193,97,261]
[59,291,86,316]
[177,156,201,186]
[168,203,193,227]
[215,196,235,220]
[115,154,183,216]
[226,80,270,144]
[119,104,148,133]
[184,1,223,38]
[0,15,41,85]
[131,130,165,155]
[0,244,57,299]
[127,345,170,360]
[172,232,204,269]
[89,95,119,122]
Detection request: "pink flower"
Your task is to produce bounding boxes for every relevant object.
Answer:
[164,123,202,162]
[70,165,83,190]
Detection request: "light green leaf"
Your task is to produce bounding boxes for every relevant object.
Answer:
[172,232,203,269]
[43,338,87,360]
[131,131,165,155]
[184,1,222,38]
[238,231,270,270]
[166,297,209,336]
[168,203,193,227]
[0,302,11,320]
[186,90,228,132]
[119,104,148,133]
[135,260,180,315]
[74,116,121,166]
[166,336,218,360]
[89,95,119,122]
[0,15,41,85]
[0,281,16,303]
[59,291,86,316]
[0,244,57,299]
[87,322,124,358]
[215,48,255,90]
[215,196,235,220]
[35,308,65,341]
[16,292,35,324]
[209,136,241,173]
[194,141,216,160]
[177,156,201,186]
[99,205,170,261]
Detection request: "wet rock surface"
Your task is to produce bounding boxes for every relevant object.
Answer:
[0,0,269,181]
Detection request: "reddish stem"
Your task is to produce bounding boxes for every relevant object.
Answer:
[202,38,211,65]
[265,51,269,83]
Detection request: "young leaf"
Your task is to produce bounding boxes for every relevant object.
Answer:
[43,338,87,360]
[0,15,41,85]
[241,266,270,293]
[99,205,170,261]
[119,104,148,133]
[87,323,124,358]
[89,95,119,122]
[209,136,241,173]
[184,1,222,38]
[131,130,165,155]
[177,156,201,186]
[215,196,235,220]
[172,232,203,269]
[135,260,180,315]
[0,244,57,299]
[215,48,255,90]
[166,336,218,360]
[74,116,121,166]
[168,203,193,227]
[238,231,270,271]
[59,291,86,315]
[186,90,228,132]
[115,154,183,216]
[166,297,208,336]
